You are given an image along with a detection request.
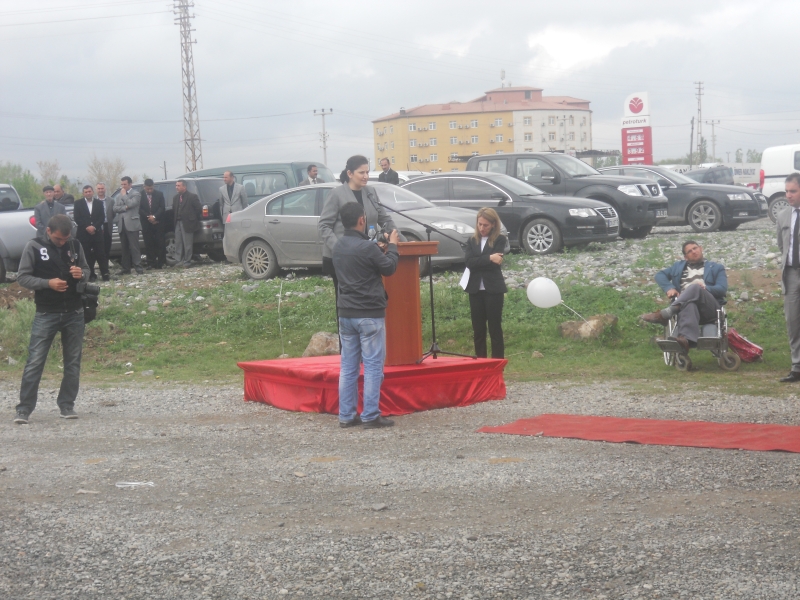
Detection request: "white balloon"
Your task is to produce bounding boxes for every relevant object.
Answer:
[526,277,562,309]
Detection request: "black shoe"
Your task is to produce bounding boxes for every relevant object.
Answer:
[135,268,144,275]
[59,408,78,419]
[119,270,131,276]
[89,273,98,282]
[779,371,800,383]
[102,274,110,282]
[362,416,395,429]
[13,410,29,425]
[339,415,362,428]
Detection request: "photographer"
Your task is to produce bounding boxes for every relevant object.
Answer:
[14,214,89,424]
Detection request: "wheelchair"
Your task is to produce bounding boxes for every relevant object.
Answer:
[655,306,741,372]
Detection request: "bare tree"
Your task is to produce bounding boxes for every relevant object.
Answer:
[37,160,61,185]
[86,154,126,187]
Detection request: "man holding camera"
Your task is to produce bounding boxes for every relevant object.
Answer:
[14,214,89,424]
[333,202,399,429]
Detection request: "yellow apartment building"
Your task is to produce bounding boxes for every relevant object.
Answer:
[372,86,593,172]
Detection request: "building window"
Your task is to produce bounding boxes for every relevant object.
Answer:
[470,119,478,127]
[524,133,532,141]
[410,139,416,147]
[494,118,503,127]
[389,126,393,133]
[548,116,555,125]
[383,127,387,134]
[409,123,416,131]
[430,138,437,146]
[391,141,394,149]
[428,122,436,130]
[568,132,575,141]
[548,132,556,141]
[523,117,532,125]
[471,151,479,156]
[581,132,587,141]
[449,121,457,129]
[391,156,395,164]
[410,154,418,163]
[495,134,503,142]
[581,117,586,126]
[430,153,438,162]
[451,168,460,171]
[450,152,459,158]
[496,150,504,154]
[524,90,532,100]
[569,116,574,125]
[471,135,478,143]
[450,136,458,144]
[524,148,533,152]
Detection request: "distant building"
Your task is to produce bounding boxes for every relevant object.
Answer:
[372,86,593,172]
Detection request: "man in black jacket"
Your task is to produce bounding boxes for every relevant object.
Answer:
[172,180,202,268]
[15,214,89,424]
[332,202,399,429]
[140,179,166,269]
[53,184,75,206]
[377,158,399,185]
[74,184,109,281]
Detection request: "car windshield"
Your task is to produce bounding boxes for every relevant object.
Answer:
[490,174,546,196]
[546,154,599,176]
[295,165,335,184]
[372,183,434,210]
[194,178,225,203]
[0,186,21,210]
[655,169,698,185]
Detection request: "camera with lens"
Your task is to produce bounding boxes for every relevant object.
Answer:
[77,281,101,297]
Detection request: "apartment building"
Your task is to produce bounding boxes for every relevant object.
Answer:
[373,86,592,172]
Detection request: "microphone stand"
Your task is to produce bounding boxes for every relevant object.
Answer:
[369,193,476,363]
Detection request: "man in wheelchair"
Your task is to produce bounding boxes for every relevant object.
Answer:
[639,241,727,353]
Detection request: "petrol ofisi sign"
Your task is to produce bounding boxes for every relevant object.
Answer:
[621,92,653,165]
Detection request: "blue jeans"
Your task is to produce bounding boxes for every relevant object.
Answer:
[338,317,386,423]
[17,309,85,415]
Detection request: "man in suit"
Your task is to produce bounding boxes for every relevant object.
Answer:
[377,158,399,185]
[139,179,166,269]
[53,184,75,206]
[640,241,727,354]
[219,171,248,223]
[74,185,109,281]
[113,176,143,275]
[95,183,114,260]
[172,179,202,268]
[34,186,67,241]
[777,173,800,382]
[299,164,321,186]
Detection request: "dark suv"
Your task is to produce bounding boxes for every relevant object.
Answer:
[110,177,225,263]
[465,152,668,238]
[684,165,735,185]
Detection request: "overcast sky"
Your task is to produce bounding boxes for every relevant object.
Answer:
[1,0,798,182]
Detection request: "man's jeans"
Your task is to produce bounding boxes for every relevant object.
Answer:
[18,309,85,415]
[338,317,386,423]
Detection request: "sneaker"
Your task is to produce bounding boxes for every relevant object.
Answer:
[362,416,395,429]
[339,415,362,428]
[14,410,29,425]
[59,408,78,419]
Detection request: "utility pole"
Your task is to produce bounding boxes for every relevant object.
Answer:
[726,151,730,163]
[706,119,720,161]
[174,0,203,172]
[694,81,704,163]
[689,117,695,169]
[314,109,332,165]
[161,161,168,180]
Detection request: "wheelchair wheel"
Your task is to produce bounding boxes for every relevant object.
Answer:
[675,353,692,371]
[664,351,675,367]
[718,351,741,372]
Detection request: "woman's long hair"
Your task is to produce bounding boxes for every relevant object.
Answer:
[339,155,370,183]
[472,207,502,248]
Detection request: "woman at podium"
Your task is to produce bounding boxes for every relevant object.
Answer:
[462,208,508,359]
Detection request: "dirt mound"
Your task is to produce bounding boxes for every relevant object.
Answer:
[0,283,34,309]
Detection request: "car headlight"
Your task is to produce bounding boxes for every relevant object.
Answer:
[617,185,643,196]
[568,208,597,218]
[727,193,751,201]
[431,221,475,234]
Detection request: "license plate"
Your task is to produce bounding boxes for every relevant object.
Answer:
[656,209,668,218]
[212,233,224,240]
[607,218,619,228]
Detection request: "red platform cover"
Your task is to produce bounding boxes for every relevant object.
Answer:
[238,355,507,416]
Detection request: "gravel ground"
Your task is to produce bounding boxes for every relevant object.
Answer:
[1,378,799,599]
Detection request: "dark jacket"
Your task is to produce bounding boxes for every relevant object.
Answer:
[74,197,105,243]
[332,229,399,318]
[56,193,75,206]
[654,259,727,304]
[464,235,508,294]
[33,199,67,241]
[139,189,166,225]
[378,169,400,185]
[172,191,202,234]
[17,236,89,312]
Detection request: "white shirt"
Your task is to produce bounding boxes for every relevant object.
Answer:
[790,209,800,266]
[479,237,488,290]
[97,197,107,223]
[85,198,94,215]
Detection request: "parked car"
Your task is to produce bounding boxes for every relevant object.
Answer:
[399,172,619,255]
[181,162,335,205]
[0,183,22,212]
[367,170,432,183]
[465,152,668,238]
[684,165,736,185]
[598,165,767,232]
[110,177,225,263]
[760,144,800,222]
[223,182,482,280]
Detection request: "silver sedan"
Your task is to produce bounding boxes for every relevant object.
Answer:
[223,182,481,280]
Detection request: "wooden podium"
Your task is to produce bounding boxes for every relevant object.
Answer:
[383,241,438,366]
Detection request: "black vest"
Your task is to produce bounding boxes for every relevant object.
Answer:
[29,239,83,312]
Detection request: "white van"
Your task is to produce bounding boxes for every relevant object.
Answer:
[760,143,800,222]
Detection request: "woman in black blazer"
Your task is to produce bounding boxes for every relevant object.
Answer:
[463,207,508,359]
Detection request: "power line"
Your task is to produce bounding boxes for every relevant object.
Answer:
[0,9,170,27]
[0,0,163,16]
[0,109,310,124]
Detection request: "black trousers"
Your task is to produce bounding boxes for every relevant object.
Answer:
[79,232,109,278]
[103,224,112,260]
[469,291,505,359]
[142,221,166,268]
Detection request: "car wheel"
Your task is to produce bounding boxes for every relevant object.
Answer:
[403,232,430,277]
[769,195,788,223]
[688,200,722,232]
[242,239,279,280]
[207,250,226,262]
[521,218,562,255]
[164,231,178,267]
[619,225,652,239]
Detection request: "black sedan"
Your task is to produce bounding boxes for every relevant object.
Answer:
[400,172,619,255]
[598,165,768,232]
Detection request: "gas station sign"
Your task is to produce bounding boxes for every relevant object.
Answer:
[621,92,653,165]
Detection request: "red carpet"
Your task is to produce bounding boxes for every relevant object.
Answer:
[478,414,800,453]
[238,356,507,416]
